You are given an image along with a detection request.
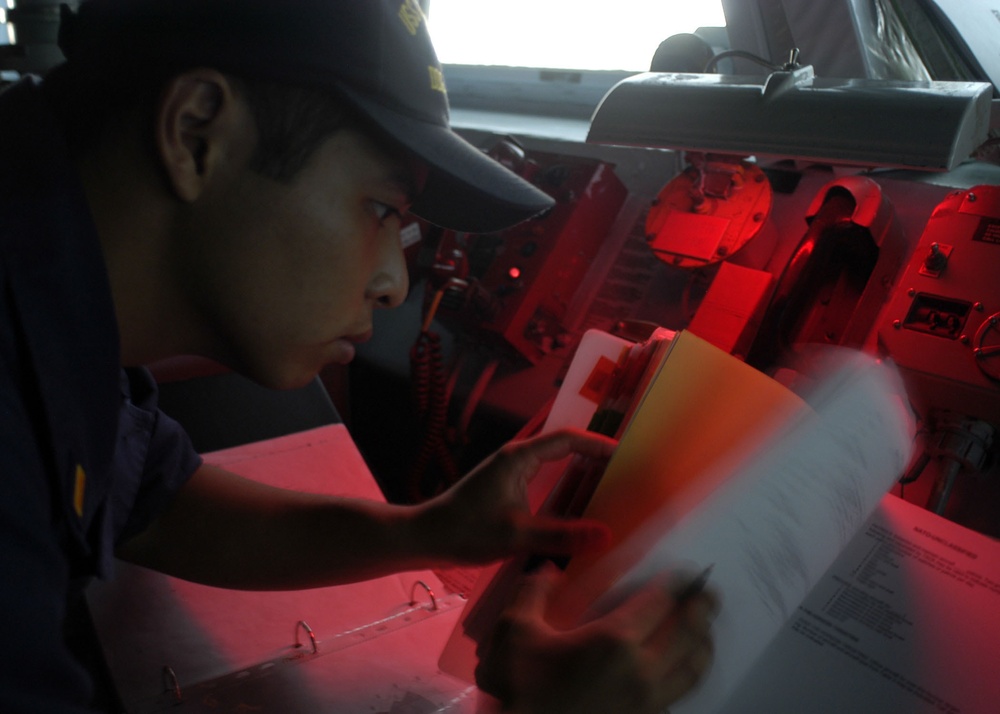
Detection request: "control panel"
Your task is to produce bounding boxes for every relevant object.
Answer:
[878,185,1000,423]
[426,150,628,363]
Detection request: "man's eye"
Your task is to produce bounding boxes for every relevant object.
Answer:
[372,201,402,224]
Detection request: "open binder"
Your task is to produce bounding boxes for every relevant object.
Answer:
[88,425,479,713]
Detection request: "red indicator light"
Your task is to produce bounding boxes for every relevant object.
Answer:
[508,267,521,280]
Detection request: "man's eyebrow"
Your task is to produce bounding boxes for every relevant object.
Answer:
[384,167,423,204]
[359,126,426,202]
[390,174,418,203]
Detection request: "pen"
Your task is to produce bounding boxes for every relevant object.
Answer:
[675,564,714,604]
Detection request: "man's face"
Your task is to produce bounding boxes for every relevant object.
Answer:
[173,122,415,390]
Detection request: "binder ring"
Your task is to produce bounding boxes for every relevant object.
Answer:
[162,665,182,702]
[409,579,438,610]
[295,620,319,654]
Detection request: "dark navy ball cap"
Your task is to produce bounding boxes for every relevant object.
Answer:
[57,0,554,233]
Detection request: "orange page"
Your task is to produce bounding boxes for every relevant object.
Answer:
[551,331,807,623]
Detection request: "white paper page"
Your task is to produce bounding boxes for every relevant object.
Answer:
[589,356,915,714]
[714,494,1000,714]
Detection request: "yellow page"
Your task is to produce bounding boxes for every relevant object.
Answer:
[551,330,807,624]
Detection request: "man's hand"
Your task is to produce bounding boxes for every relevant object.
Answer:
[475,566,717,714]
[414,429,616,565]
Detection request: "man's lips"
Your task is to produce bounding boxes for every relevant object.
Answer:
[328,330,373,365]
[344,330,374,345]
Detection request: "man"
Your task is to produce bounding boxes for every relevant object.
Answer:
[0,1,716,712]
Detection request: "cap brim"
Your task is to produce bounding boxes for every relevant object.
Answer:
[338,87,555,234]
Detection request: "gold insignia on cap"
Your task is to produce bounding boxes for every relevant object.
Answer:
[428,65,446,93]
[398,0,424,36]
[73,464,86,518]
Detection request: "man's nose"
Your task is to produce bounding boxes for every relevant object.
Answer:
[370,224,410,309]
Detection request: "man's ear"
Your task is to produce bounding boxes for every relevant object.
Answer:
[155,69,243,202]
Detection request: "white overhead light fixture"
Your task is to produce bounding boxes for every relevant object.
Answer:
[587,65,993,171]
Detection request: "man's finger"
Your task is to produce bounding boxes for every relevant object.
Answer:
[511,514,612,558]
[647,592,718,680]
[657,627,715,703]
[506,561,563,621]
[646,588,718,649]
[505,429,617,473]
[597,580,680,641]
